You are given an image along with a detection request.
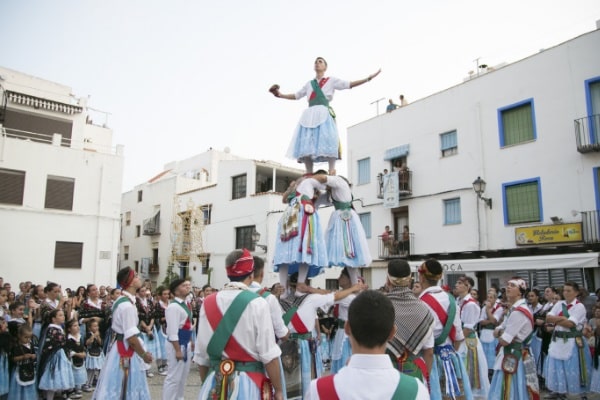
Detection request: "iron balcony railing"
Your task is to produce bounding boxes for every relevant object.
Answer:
[377,233,414,259]
[575,114,600,153]
[580,210,600,244]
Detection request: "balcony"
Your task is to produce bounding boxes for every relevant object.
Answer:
[149,264,159,274]
[143,211,160,235]
[575,114,600,153]
[377,233,415,259]
[377,170,412,201]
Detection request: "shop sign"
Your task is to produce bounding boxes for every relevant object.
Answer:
[515,223,582,246]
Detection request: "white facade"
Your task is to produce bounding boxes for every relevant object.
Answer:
[0,66,124,289]
[347,29,600,292]
[121,149,345,290]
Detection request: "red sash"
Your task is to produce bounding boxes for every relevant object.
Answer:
[421,293,457,342]
[558,301,576,316]
[460,297,478,313]
[513,306,534,328]
[203,294,265,390]
[316,375,339,400]
[309,77,329,101]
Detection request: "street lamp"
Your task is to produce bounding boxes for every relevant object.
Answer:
[472,176,492,209]
[251,229,268,252]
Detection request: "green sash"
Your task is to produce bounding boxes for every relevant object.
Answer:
[112,295,132,314]
[309,79,330,107]
[206,290,258,359]
[435,294,457,346]
[172,299,192,320]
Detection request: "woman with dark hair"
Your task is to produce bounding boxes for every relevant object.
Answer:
[29,284,45,339]
[531,286,557,386]
[270,57,380,175]
[489,278,537,400]
[37,308,75,400]
[78,284,105,348]
[71,286,86,313]
[545,281,592,399]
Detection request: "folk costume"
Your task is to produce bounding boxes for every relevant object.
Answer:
[329,293,356,374]
[544,298,592,396]
[488,296,538,400]
[419,285,473,400]
[280,292,334,398]
[273,177,328,279]
[529,301,552,377]
[154,298,169,375]
[66,332,88,389]
[286,77,350,164]
[478,300,504,369]
[386,282,434,384]
[37,323,75,393]
[306,354,430,400]
[84,329,104,387]
[193,252,281,400]
[0,333,10,398]
[8,341,37,400]
[323,175,372,271]
[457,293,489,399]
[162,283,194,400]
[136,294,161,369]
[92,288,151,400]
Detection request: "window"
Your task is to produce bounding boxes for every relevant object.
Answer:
[54,241,83,269]
[235,225,255,250]
[358,212,372,238]
[125,211,131,226]
[499,99,536,147]
[357,158,370,185]
[199,253,210,274]
[0,168,25,205]
[134,261,139,273]
[325,279,339,291]
[232,174,247,200]
[201,204,212,225]
[443,198,461,225]
[136,225,141,237]
[45,175,74,210]
[503,178,542,225]
[124,245,129,260]
[440,130,458,157]
[137,190,143,202]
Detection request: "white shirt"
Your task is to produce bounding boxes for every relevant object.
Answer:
[193,282,281,366]
[419,286,464,345]
[295,76,351,103]
[325,175,352,202]
[112,291,141,343]
[296,178,326,199]
[305,354,430,400]
[165,297,191,342]
[496,299,533,344]
[288,293,335,334]
[548,299,587,331]
[458,294,480,331]
[249,281,289,339]
[334,293,355,321]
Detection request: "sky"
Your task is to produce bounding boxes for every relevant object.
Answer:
[1,1,599,191]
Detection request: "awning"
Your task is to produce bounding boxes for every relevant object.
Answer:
[412,253,599,272]
[384,144,410,160]
[369,253,599,272]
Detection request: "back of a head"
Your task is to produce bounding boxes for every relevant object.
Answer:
[348,290,394,348]
[387,259,411,279]
[252,256,265,277]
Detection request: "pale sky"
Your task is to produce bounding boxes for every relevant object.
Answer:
[1,1,599,191]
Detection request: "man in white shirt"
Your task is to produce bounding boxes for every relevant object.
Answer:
[306,290,429,399]
[162,278,194,400]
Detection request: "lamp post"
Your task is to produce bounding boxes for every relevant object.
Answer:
[472,176,492,209]
[251,229,268,252]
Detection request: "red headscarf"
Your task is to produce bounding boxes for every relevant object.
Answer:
[226,248,254,278]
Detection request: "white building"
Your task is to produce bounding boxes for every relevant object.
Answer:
[0,66,124,289]
[121,149,344,290]
[347,27,600,293]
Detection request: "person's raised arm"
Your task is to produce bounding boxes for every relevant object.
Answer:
[350,69,381,88]
[269,84,296,100]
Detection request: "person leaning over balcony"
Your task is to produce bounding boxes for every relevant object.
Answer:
[269,56,381,175]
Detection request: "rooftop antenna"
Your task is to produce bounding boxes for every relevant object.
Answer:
[370,97,385,116]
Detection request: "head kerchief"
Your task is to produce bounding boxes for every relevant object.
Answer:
[226,248,254,278]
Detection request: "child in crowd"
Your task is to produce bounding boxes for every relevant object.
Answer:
[38,309,75,400]
[0,318,9,400]
[65,319,86,398]
[84,319,104,391]
[8,324,37,400]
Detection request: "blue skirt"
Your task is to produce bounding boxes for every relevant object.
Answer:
[38,350,75,391]
[429,346,473,400]
[545,340,592,394]
[92,343,150,400]
[157,328,167,360]
[489,358,529,400]
[480,338,498,370]
[325,209,372,268]
[141,326,161,360]
[273,205,328,278]
[330,333,351,374]
[85,352,105,370]
[198,370,262,399]
[72,363,87,386]
[0,353,9,395]
[319,333,331,362]
[590,364,600,393]
[298,337,323,397]
[529,335,543,375]
[286,112,339,163]
[8,368,37,400]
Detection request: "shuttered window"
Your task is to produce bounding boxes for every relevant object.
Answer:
[503,178,541,224]
[444,198,462,225]
[232,174,247,200]
[45,175,74,210]
[0,168,26,205]
[358,212,372,238]
[54,241,83,269]
[499,100,536,147]
[235,225,255,250]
